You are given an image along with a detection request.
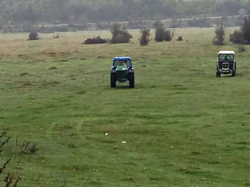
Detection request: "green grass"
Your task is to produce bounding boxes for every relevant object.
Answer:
[1,28,250,186]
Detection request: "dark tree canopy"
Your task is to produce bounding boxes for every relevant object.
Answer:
[0,0,248,25]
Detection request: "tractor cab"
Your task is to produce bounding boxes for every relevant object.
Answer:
[216,51,236,77]
[112,57,133,71]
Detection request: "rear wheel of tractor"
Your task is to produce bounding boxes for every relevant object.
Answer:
[129,73,134,88]
[216,71,221,77]
[111,73,116,88]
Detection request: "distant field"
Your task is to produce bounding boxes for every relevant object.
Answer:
[1,28,250,187]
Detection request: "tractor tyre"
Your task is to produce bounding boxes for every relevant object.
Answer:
[111,73,116,88]
[232,70,236,77]
[216,71,221,77]
[129,73,134,88]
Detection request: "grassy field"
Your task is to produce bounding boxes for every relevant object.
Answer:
[1,28,250,187]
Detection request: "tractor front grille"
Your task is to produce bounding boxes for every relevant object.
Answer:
[222,63,229,68]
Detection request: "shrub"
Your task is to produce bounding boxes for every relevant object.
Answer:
[241,16,250,43]
[177,36,183,41]
[230,16,250,44]
[163,30,174,41]
[110,23,132,44]
[154,21,174,42]
[154,20,174,42]
[28,31,39,40]
[84,36,108,44]
[140,29,150,46]
[154,20,164,42]
[229,30,244,44]
[213,19,225,46]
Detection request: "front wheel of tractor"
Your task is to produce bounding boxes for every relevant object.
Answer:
[216,71,221,77]
[232,70,236,77]
[129,73,134,88]
[111,73,116,88]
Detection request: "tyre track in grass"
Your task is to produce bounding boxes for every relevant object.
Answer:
[46,119,63,141]
[76,118,99,140]
[46,118,92,141]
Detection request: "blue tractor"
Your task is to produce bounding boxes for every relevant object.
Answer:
[110,57,135,88]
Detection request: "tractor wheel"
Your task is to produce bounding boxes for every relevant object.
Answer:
[232,70,236,77]
[110,73,116,88]
[129,73,134,88]
[216,71,221,77]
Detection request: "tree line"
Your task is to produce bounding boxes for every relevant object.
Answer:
[0,0,249,27]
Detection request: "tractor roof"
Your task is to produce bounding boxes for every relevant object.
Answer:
[113,57,132,62]
[218,51,235,55]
